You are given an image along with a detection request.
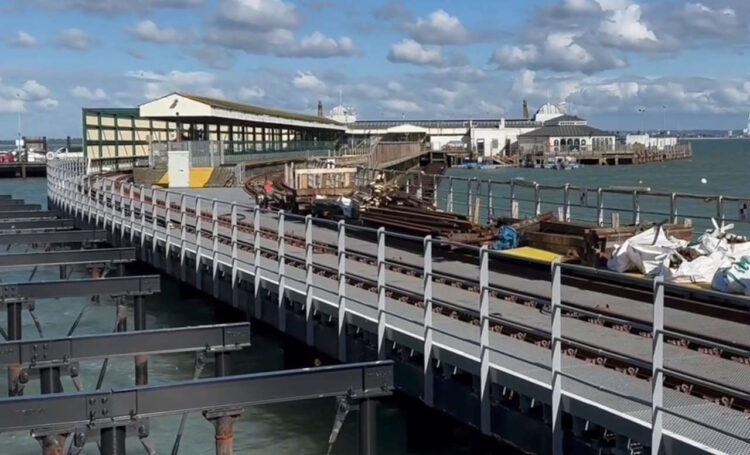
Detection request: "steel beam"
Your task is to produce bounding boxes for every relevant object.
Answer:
[0,248,136,269]
[0,210,60,220]
[0,219,75,230]
[0,201,42,211]
[0,275,160,300]
[0,230,108,245]
[0,361,394,433]
[0,323,250,367]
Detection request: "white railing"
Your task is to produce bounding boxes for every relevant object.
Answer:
[47,159,750,455]
[357,167,750,236]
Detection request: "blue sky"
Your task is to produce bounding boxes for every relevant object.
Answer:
[1,0,750,138]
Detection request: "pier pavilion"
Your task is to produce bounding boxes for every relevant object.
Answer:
[82,93,346,163]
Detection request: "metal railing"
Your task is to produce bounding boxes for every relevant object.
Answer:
[47,158,750,455]
[151,140,337,168]
[357,167,750,236]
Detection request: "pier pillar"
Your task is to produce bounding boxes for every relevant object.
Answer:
[38,367,66,455]
[100,427,126,455]
[134,295,148,386]
[358,399,378,455]
[7,300,24,396]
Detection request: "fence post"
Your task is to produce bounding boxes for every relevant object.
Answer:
[128,185,135,243]
[597,188,604,227]
[211,199,220,299]
[427,174,436,209]
[534,183,541,216]
[417,172,423,200]
[423,236,433,407]
[230,202,239,308]
[305,215,315,347]
[151,190,159,260]
[563,184,571,222]
[447,177,454,213]
[337,220,347,362]
[140,186,146,250]
[651,277,665,455]
[717,196,724,226]
[253,207,262,319]
[405,173,411,195]
[179,195,187,275]
[510,180,516,217]
[377,227,387,360]
[164,191,173,268]
[277,210,286,332]
[487,180,494,221]
[467,178,475,218]
[195,198,203,291]
[551,260,563,455]
[479,246,490,435]
[669,193,677,224]
[633,190,641,225]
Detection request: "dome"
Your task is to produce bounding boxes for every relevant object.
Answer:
[534,103,564,123]
[328,104,357,124]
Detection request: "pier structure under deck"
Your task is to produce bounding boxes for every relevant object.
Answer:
[45,159,750,455]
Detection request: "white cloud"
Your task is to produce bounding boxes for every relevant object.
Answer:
[406,9,471,45]
[387,39,442,66]
[22,80,51,99]
[492,32,626,74]
[291,33,356,58]
[216,0,301,30]
[55,28,93,51]
[0,77,57,114]
[72,86,108,101]
[598,4,659,50]
[292,71,325,91]
[8,31,38,48]
[129,20,188,44]
[380,99,422,113]
[512,70,537,95]
[31,0,205,14]
[238,86,265,100]
[37,98,59,111]
[126,70,222,99]
[387,81,404,92]
[191,47,234,69]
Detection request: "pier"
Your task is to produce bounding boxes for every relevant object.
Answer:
[43,158,750,455]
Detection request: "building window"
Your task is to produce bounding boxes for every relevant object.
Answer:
[581,139,586,146]
[574,139,580,146]
[554,139,559,146]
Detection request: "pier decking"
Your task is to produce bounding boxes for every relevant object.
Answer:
[46,159,750,455]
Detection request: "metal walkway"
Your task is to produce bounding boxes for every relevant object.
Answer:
[46,161,750,455]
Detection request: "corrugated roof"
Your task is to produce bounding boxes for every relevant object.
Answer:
[520,124,612,138]
[176,93,344,127]
[544,115,586,126]
[351,118,538,129]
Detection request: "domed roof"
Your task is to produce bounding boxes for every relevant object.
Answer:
[534,103,565,123]
[327,104,357,124]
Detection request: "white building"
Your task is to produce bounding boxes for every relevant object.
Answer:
[328,104,357,124]
[625,134,678,150]
[744,113,750,136]
[518,115,615,154]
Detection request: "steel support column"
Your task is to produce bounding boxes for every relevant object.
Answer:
[358,399,377,455]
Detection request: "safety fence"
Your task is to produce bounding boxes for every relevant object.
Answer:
[356,167,750,236]
[48,158,750,455]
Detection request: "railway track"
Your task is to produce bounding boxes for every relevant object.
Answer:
[86,179,750,414]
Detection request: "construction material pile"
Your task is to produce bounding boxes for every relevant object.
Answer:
[607,220,750,295]
[358,206,496,245]
[494,215,694,266]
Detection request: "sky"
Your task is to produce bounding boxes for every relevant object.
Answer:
[1,0,750,138]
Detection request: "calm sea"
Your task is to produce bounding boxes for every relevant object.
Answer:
[444,139,750,235]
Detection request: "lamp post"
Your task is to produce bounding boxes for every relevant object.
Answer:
[16,92,22,156]
[638,107,646,133]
